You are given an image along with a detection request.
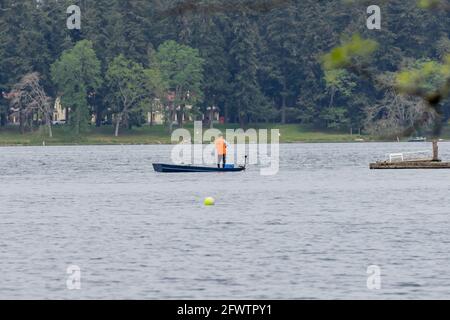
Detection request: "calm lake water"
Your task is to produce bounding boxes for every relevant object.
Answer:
[0,143,449,299]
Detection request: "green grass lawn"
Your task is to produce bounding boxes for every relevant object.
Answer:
[0,124,367,146]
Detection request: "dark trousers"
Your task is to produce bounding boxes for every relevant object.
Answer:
[218,154,226,168]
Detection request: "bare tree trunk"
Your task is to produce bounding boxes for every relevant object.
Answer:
[45,114,53,138]
[115,112,122,137]
[20,111,25,134]
[432,140,439,161]
[124,113,130,130]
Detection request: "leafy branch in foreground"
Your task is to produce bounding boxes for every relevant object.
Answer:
[396,57,450,106]
[322,34,379,72]
[342,0,450,10]
[417,0,450,10]
[395,57,450,137]
[322,34,450,138]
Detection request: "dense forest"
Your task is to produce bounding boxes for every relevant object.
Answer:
[1,0,450,136]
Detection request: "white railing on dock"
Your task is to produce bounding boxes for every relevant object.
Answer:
[386,150,431,163]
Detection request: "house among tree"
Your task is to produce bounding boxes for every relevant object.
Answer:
[5,89,214,128]
[146,91,197,126]
[202,106,221,125]
[52,97,67,124]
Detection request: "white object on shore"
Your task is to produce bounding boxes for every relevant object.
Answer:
[387,150,430,163]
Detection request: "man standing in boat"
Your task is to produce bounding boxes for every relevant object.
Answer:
[215,134,228,168]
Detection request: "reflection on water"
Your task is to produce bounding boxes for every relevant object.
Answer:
[0,143,449,299]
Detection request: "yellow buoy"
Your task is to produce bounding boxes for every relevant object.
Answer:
[204,197,215,206]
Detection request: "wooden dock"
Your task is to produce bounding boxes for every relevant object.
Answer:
[370,141,450,169]
[370,160,450,170]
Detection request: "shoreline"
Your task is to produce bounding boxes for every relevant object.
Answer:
[1,140,444,147]
[0,124,447,147]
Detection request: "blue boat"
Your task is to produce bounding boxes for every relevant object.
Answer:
[153,163,246,173]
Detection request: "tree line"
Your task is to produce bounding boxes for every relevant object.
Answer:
[1,0,450,137]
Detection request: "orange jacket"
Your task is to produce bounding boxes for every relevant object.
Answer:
[215,137,227,155]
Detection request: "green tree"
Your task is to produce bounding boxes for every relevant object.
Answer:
[186,14,234,125]
[321,107,350,130]
[3,0,450,134]
[261,2,301,123]
[50,40,102,135]
[229,14,267,127]
[153,40,205,131]
[143,67,169,126]
[106,55,148,137]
